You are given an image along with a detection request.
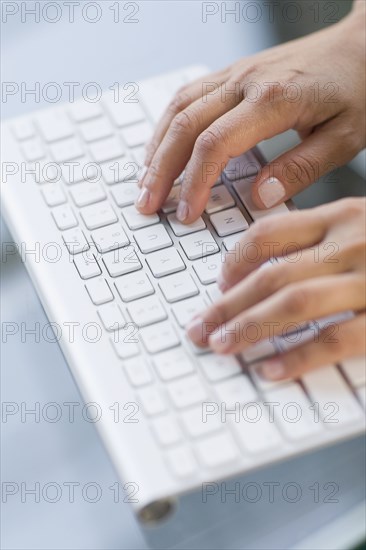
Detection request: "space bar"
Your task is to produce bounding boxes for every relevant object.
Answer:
[233,178,288,221]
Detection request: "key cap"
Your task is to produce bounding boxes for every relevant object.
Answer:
[137,385,167,415]
[112,329,140,359]
[224,150,261,181]
[206,283,223,303]
[100,156,139,184]
[79,117,113,142]
[121,120,153,147]
[167,374,208,409]
[248,363,290,392]
[210,207,249,237]
[28,160,61,184]
[89,136,124,163]
[162,185,181,214]
[180,230,219,260]
[132,145,146,166]
[70,181,106,207]
[115,272,154,302]
[36,109,74,142]
[103,246,141,277]
[199,354,242,382]
[134,224,172,253]
[50,137,84,162]
[205,185,235,214]
[140,321,180,354]
[91,224,129,253]
[192,253,223,284]
[74,253,101,279]
[104,94,146,127]
[68,100,103,122]
[232,409,282,453]
[80,202,117,230]
[146,248,185,278]
[98,302,126,331]
[168,213,206,237]
[41,183,66,206]
[181,404,222,438]
[62,158,99,185]
[215,374,257,408]
[166,446,197,477]
[340,356,366,388]
[110,182,140,207]
[123,357,153,387]
[151,416,183,446]
[195,432,239,468]
[223,233,246,251]
[63,228,89,254]
[172,296,207,328]
[127,296,166,327]
[52,204,78,230]
[153,347,195,380]
[158,272,198,303]
[22,140,44,161]
[302,365,363,427]
[122,205,159,230]
[85,277,113,305]
[233,178,288,221]
[12,118,34,140]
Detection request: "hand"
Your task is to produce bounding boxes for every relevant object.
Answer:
[186,198,366,380]
[136,2,365,223]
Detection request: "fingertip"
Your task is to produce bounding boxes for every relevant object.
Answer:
[254,177,286,209]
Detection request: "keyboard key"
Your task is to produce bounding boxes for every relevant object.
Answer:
[63,228,89,254]
[110,182,140,207]
[224,150,261,181]
[100,157,139,184]
[151,416,183,446]
[214,375,257,408]
[153,347,195,380]
[162,185,181,213]
[36,109,74,142]
[103,246,141,277]
[121,120,153,147]
[115,272,154,302]
[91,224,129,253]
[123,358,153,387]
[52,204,78,230]
[205,185,235,214]
[233,178,288,221]
[195,432,239,468]
[134,224,172,253]
[80,202,118,230]
[79,117,113,142]
[199,354,242,382]
[340,356,366,388]
[232,410,282,453]
[181,405,222,438]
[89,136,124,163]
[73,253,101,279]
[41,183,66,206]
[137,386,167,416]
[70,181,106,207]
[140,321,180,354]
[50,137,84,162]
[28,160,61,184]
[167,213,206,236]
[210,207,249,237]
[248,363,290,392]
[98,302,126,331]
[180,230,219,260]
[158,272,198,303]
[192,253,223,284]
[22,139,45,161]
[223,233,246,251]
[146,248,185,278]
[122,205,160,230]
[166,446,197,477]
[128,296,166,327]
[68,100,102,122]
[62,158,99,185]
[85,277,113,305]
[112,330,140,359]
[172,296,207,328]
[206,283,223,303]
[167,374,208,409]
[104,94,146,127]
[12,118,34,140]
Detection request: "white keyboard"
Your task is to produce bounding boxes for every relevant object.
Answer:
[1,65,365,523]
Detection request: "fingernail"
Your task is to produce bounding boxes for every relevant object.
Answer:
[257,359,285,381]
[258,177,285,208]
[135,187,150,209]
[176,200,189,222]
[186,317,204,342]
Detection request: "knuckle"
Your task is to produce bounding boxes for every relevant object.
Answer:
[170,110,197,136]
[167,91,191,116]
[196,125,226,156]
[285,154,316,185]
[281,285,310,317]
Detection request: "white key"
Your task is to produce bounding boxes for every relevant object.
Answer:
[28,160,61,184]
[98,302,126,331]
[41,183,66,206]
[151,416,183,447]
[12,118,34,140]
[210,207,249,237]
[302,365,363,427]
[112,326,140,358]
[140,321,180,354]
[181,405,222,438]
[132,145,146,166]
[91,224,129,253]
[167,375,208,409]
[121,120,153,147]
[115,272,154,302]
[357,386,366,410]
[122,205,159,230]
[79,117,113,142]
[205,185,235,214]
[195,432,239,468]
[137,386,167,416]
[63,228,89,254]
[62,158,99,185]
[70,181,106,207]
[22,140,44,161]
[89,136,124,163]
[214,374,257,408]
[123,358,152,387]
[153,347,195,381]
[224,150,261,181]
[158,273,198,303]
[36,109,74,142]
[180,230,219,260]
[193,253,223,284]
[100,157,139,184]
[68,100,102,122]
[167,213,206,236]
[241,339,277,364]
[134,224,172,253]
[52,204,78,230]
[162,185,181,213]
[50,137,83,162]
[232,410,282,453]
[103,246,141,277]
[73,253,101,279]
[104,94,146,127]
[146,248,185,278]
[223,233,246,251]
[186,336,210,356]
[233,178,288,221]
[80,202,117,230]
[172,296,207,328]
[85,277,113,305]
[128,296,166,327]
[166,446,197,477]
[110,182,140,207]
[199,355,242,382]
[340,356,366,388]
[266,383,323,440]
[206,283,223,303]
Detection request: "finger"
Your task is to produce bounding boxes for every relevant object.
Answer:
[207,274,364,354]
[254,313,366,381]
[252,115,363,209]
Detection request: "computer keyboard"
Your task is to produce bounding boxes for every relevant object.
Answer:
[1,65,365,522]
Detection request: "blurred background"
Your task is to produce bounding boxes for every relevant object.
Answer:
[1,1,365,549]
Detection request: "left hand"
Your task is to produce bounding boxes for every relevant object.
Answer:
[186,197,366,380]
